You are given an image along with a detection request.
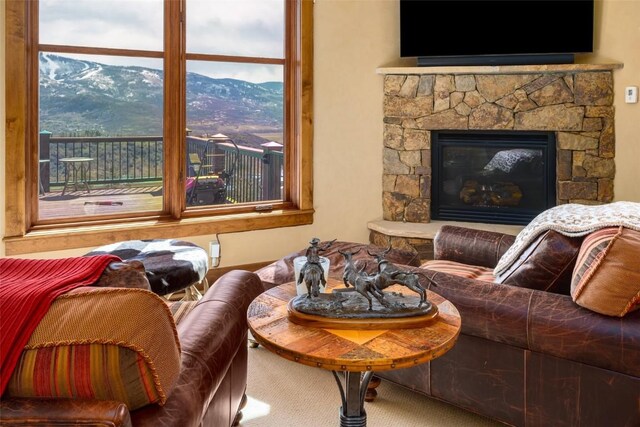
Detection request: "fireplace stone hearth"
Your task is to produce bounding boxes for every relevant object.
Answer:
[378,63,621,225]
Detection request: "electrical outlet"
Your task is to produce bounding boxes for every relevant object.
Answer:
[210,239,220,258]
[625,86,638,104]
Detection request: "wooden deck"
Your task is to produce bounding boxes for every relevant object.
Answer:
[39,185,163,220]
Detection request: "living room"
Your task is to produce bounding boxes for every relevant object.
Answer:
[1,0,639,426]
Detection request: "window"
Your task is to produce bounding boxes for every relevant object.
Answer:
[4,0,313,255]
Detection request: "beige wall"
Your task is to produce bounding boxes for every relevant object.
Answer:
[1,0,638,262]
[595,0,640,202]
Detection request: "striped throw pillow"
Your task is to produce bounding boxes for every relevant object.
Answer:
[5,287,181,410]
[571,227,640,317]
[421,259,495,282]
[167,300,199,325]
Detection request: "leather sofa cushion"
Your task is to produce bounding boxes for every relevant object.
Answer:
[495,230,582,295]
[434,225,516,268]
[5,287,181,411]
[571,227,640,317]
[421,259,495,282]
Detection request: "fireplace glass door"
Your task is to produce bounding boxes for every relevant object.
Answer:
[432,131,556,225]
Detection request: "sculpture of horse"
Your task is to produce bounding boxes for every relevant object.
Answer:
[338,249,385,310]
[297,261,324,299]
[367,247,433,306]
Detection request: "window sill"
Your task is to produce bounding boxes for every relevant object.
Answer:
[3,208,314,256]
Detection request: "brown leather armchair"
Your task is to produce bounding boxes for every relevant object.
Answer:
[0,270,264,427]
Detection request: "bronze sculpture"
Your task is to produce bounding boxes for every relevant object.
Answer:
[298,262,323,298]
[292,242,437,319]
[337,249,385,311]
[297,238,336,298]
[367,247,434,307]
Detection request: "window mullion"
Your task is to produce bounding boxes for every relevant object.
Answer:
[163,0,186,219]
[28,1,41,228]
[299,0,314,211]
[185,53,284,65]
[284,0,295,205]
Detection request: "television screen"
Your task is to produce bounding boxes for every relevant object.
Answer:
[400,0,594,65]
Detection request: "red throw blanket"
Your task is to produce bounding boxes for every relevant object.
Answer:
[0,255,120,395]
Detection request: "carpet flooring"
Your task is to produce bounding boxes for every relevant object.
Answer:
[241,345,503,427]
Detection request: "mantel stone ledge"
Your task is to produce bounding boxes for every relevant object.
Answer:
[376,62,623,76]
[368,219,524,240]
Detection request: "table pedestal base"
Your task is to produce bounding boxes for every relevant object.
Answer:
[339,412,366,427]
[332,370,374,427]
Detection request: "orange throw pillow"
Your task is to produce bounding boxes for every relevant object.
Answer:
[571,227,640,317]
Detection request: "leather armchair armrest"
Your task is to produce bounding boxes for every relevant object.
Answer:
[0,398,131,426]
[434,225,516,268]
[131,270,264,426]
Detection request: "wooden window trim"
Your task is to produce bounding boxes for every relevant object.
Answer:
[3,0,314,256]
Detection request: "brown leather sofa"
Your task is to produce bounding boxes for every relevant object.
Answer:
[0,270,264,427]
[256,231,640,427]
[378,226,640,427]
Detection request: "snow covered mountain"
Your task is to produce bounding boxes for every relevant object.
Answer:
[39,53,283,137]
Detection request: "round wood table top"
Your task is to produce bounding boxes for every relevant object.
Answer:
[247,279,461,373]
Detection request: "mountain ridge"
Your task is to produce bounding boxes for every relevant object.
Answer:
[39,54,284,143]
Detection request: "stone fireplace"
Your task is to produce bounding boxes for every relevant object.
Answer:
[379,64,619,225]
[369,63,621,259]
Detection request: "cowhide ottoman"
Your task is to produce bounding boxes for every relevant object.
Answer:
[86,239,209,301]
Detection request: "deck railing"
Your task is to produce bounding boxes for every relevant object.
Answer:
[186,136,283,202]
[40,133,283,203]
[41,133,164,186]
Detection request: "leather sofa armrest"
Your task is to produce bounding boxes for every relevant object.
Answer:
[131,270,264,426]
[434,225,516,268]
[0,398,132,426]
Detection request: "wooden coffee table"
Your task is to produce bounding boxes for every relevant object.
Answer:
[247,279,461,427]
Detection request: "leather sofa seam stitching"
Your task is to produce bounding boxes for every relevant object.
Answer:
[525,291,535,350]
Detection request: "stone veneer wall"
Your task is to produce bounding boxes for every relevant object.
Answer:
[382,71,615,223]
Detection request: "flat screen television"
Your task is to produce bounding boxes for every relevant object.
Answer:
[400,0,594,66]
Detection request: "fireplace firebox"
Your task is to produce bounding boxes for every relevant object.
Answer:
[431,131,556,225]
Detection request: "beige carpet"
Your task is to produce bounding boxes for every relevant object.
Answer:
[241,345,503,427]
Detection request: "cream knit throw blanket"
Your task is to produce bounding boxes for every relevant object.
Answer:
[494,201,640,276]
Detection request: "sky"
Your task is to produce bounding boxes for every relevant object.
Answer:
[39,0,285,83]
